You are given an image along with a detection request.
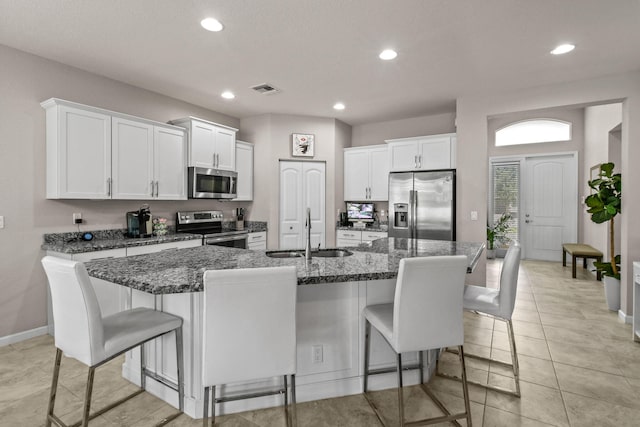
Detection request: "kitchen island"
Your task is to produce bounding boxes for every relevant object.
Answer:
[84,238,484,418]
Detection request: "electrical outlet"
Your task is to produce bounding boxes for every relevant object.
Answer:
[312,344,323,363]
[73,212,83,224]
[470,211,478,221]
[0,215,4,229]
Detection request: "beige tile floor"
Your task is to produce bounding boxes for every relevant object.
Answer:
[2,259,639,426]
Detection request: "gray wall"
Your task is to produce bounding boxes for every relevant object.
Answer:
[456,72,640,316]
[0,44,245,338]
[583,104,622,264]
[351,112,456,147]
[239,114,348,249]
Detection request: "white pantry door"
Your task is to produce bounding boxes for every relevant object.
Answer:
[279,161,326,250]
[523,153,577,261]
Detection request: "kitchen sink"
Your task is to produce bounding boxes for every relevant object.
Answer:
[265,249,353,258]
[265,250,304,258]
[311,249,353,258]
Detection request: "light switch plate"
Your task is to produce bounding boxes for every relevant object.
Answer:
[470,211,478,221]
[0,215,4,229]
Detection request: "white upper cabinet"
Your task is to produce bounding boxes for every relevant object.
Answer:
[153,126,187,200]
[344,145,389,201]
[42,98,186,200]
[386,133,456,171]
[111,117,154,199]
[235,140,254,201]
[42,100,112,199]
[171,117,237,171]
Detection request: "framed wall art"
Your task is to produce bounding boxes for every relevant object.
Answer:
[292,133,314,157]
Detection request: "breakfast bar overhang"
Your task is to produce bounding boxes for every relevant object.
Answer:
[83,238,484,418]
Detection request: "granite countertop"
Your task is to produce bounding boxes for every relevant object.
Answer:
[41,221,268,254]
[84,238,485,294]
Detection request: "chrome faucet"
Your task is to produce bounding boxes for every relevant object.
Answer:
[305,207,311,261]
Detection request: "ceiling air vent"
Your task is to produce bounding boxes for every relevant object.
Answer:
[250,83,280,95]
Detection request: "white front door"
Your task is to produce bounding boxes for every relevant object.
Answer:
[523,154,577,261]
[279,161,326,250]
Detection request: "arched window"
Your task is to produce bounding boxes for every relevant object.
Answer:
[495,119,572,147]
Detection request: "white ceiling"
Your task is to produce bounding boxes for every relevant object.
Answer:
[1,0,639,125]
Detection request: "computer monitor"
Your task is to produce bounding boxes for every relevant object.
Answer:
[346,202,374,222]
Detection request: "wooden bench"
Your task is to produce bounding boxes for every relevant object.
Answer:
[562,243,603,281]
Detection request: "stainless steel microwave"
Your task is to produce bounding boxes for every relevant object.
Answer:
[188,167,237,199]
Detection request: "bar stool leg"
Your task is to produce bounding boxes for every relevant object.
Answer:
[363,320,371,393]
[176,327,184,412]
[290,374,297,427]
[211,385,217,427]
[81,367,96,427]
[457,346,472,426]
[396,353,404,427]
[45,348,63,427]
[507,320,521,397]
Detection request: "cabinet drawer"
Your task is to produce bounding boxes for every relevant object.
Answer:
[337,239,361,247]
[362,231,387,242]
[248,231,267,243]
[337,230,361,241]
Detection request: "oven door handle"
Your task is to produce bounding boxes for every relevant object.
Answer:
[206,234,247,244]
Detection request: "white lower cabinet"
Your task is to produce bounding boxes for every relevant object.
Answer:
[336,229,387,247]
[118,277,421,418]
[247,231,267,250]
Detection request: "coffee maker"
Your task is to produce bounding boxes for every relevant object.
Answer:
[126,205,153,238]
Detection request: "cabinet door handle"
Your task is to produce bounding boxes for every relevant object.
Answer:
[151,181,155,197]
[107,177,111,197]
[156,181,159,197]
[215,153,219,168]
[418,154,422,168]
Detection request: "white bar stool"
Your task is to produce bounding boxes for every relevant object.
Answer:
[202,266,298,426]
[41,256,184,427]
[363,256,472,427]
[438,242,522,397]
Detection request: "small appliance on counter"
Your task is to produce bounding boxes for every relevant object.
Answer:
[126,204,153,238]
[235,208,245,230]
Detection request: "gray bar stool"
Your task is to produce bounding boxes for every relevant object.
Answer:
[438,241,522,397]
[41,256,184,427]
[202,266,298,426]
[363,255,472,427]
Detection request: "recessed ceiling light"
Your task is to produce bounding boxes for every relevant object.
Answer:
[333,102,345,110]
[201,18,224,32]
[221,91,235,99]
[550,44,575,55]
[379,49,398,60]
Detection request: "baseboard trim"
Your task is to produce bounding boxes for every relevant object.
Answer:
[618,309,632,324]
[0,326,48,347]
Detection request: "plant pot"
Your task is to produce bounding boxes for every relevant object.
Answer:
[603,276,620,312]
[486,249,495,259]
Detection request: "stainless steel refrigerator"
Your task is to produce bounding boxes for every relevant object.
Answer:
[388,170,456,241]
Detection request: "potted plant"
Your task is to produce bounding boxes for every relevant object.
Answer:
[585,162,621,311]
[487,212,512,259]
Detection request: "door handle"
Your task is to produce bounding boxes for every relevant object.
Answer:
[155,181,159,197]
[107,177,112,197]
[414,155,418,169]
[418,154,422,168]
[151,181,155,197]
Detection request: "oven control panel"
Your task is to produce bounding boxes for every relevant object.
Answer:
[177,210,223,224]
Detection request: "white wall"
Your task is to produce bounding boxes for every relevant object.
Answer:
[583,104,622,264]
[0,44,245,338]
[456,72,640,315]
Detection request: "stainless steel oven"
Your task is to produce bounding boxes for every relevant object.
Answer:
[176,210,247,248]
